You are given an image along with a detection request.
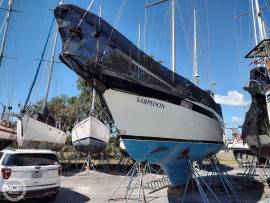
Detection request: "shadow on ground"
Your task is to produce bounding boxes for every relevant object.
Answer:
[200,163,234,172]
[84,163,164,177]
[167,175,265,203]
[13,187,90,203]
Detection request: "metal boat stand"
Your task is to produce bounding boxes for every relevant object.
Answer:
[96,152,111,171]
[57,148,84,172]
[108,161,147,203]
[206,156,241,202]
[241,156,269,185]
[181,157,222,203]
[80,153,96,174]
[115,155,134,171]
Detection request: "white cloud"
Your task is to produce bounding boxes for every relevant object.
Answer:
[231,116,243,123]
[214,90,250,107]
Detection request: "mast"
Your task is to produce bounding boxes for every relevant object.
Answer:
[91,3,102,113]
[250,0,258,45]
[137,23,141,49]
[171,0,176,73]
[193,9,198,86]
[42,0,64,110]
[0,0,13,67]
[254,0,266,41]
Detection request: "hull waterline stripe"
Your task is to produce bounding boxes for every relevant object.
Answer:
[121,135,224,144]
[0,127,16,135]
[72,136,107,145]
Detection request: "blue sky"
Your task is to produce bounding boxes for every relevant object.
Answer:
[0,0,269,137]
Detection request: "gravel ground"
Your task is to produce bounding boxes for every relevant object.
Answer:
[11,151,270,203]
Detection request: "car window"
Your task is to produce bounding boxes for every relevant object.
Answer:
[2,153,59,166]
[0,152,4,162]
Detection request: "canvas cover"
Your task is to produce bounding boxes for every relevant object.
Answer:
[242,67,270,146]
[54,4,222,117]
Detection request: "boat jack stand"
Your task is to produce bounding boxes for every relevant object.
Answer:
[80,153,96,174]
[181,156,221,203]
[108,161,147,203]
[207,156,241,202]
[241,156,269,185]
[59,147,83,172]
[97,152,111,171]
[115,155,134,171]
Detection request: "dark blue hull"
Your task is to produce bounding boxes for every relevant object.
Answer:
[73,137,107,155]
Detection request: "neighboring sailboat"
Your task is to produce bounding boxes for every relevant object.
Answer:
[71,5,111,155]
[0,0,16,149]
[17,0,67,150]
[242,0,270,158]
[72,94,111,154]
[226,133,252,157]
[54,3,224,187]
[0,105,16,149]
[72,115,110,154]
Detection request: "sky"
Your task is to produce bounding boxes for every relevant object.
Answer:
[0,0,269,138]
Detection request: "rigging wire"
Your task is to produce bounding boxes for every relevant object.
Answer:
[101,0,127,60]
[77,0,95,28]
[0,15,6,34]
[195,5,207,86]
[204,0,214,90]
[154,4,170,54]
[109,0,127,38]
[147,1,157,54]
[233,0,242,77]
[143,0,148,52]
[22,18,55,112]
[175,0,193,66]
[0,0,4,8]
[0,0,18,107]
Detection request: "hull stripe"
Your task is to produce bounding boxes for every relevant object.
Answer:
[121,135,224,144]
[72,136,107,145]
[0,127,16,135]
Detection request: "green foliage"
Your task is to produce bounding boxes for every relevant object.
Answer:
[28,77,96,130]
[104,137,119,157]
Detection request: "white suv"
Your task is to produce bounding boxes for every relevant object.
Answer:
[0,149,61,201]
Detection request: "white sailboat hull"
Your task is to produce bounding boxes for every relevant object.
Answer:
[103,89,224,143]
[231,140,250,151]
[17,116,67,150]
[0,124,16,149]
[103,89,224,186]
[72,116,110,154]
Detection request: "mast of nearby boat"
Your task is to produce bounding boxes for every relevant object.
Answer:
[0,0,13,67]
[250,0,258,45]
[171,0,176,73]
[137,23,141,49]
[254,0,267,41]
[91,3,102,113]
[42,0,64,110]
[193,9,198,86]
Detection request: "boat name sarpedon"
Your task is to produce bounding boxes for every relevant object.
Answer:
[136,97,165,109]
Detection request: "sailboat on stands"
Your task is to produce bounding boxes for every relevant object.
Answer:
[0,105,16,149]
[17,0,66,150]
[242,0,270,158]
[71,5,111,155]
[54,2,224,187]
[0,0,16,149]
[72,90,111,154]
